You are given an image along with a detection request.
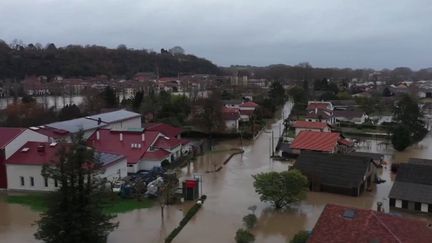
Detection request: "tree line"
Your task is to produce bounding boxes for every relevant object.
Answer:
[223,63,432,83]
[0,40,220,79]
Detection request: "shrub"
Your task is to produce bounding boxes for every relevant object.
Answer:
[243,214,257,229]
[235,229,255,243]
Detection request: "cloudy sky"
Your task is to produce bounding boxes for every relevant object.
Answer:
[0,0,431,69]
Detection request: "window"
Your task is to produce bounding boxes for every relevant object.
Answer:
[389,198,395,207]
[54,179,58,187]
[20,176,25,186]
[127,164,133,167]
[395,199,402,208]
[44,177,48,187]
[30,177,34,187]
[421,203,428,213]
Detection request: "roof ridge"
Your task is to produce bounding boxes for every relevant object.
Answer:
[372,213,402,243]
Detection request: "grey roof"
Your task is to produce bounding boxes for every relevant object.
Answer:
[95,152,125,167]
[389,182,432,204]
[46,109,140,133]
[389,160,432,203]
[394,163,432,185]
[294,152,371,188]
[47,117,106,133]
[334,110,365,119]
[408,158,432,166]
[87,109,140,123]
[350,152,383,161]
[329,100,358,107]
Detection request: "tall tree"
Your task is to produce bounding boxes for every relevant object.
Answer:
[391,94,427,151]
[35,133,118,243]
[253,169,308,209]
[102,86,118,108]
[269,81,286,106]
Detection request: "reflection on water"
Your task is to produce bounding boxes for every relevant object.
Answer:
[1,101,432,243]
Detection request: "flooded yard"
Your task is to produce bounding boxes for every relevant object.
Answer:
[1,101,432,243]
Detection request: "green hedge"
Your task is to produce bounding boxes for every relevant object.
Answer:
[165,195,207,243]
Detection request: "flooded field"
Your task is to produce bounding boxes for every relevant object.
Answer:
[1,101,432,243]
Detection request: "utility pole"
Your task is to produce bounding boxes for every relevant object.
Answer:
[271,130,274,157]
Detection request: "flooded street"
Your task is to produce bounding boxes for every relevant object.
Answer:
[1,101,432,243]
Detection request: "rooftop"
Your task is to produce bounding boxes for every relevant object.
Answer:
[145,123,182,138]
[290,131,341,152]
[308,204,432,243]
[295,152,371,188]
[389,159,432,204]
[6,142,59,165]
[87,129,164,164]
[293,121,328,129]
[45,109,140,134]
[239,101,258,108]
[0,127,25,148]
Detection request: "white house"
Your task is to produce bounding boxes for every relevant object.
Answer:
[334,110,368,124]
[0,128,48,189]
[222,108,240,132]
[36,109,142,141]
[5,142,127,191]
[239,101,258,121]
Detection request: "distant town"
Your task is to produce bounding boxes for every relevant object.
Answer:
[1,43,432,243]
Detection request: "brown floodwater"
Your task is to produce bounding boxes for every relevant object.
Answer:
[1,101,432,243]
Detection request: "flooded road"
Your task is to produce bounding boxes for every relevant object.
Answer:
[1,101,432,243]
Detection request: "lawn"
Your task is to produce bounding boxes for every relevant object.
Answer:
[6,193,154,214]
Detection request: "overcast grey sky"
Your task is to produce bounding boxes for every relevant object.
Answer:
[0,0,431,69]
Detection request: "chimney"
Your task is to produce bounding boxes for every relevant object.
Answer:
[315,107,318,114]
[377,202,383,212]
[120,133,123,141]
[96,131,100,140]
[97,117,102,125]
[142,133,145,142]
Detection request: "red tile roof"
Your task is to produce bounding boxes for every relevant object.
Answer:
[0,128,25,148]
[145,123,182,138]
[222,107,240,120]
[291,131,340,152]
[6,142,60,165]
[87,129,161,164]
[153,136,182,150]
[240,101,258,108]
[309,204,432,243]
[293,121,328,129]
[307,102,332,110]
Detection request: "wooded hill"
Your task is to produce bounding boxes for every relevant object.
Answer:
[0,41,220,79]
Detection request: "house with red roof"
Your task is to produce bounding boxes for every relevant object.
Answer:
[293,120,331,135]
[222,107,241,132]
[0,128,48,188]
[305,101,336,124]
[87,129,182,173]
[5,142,127,191]
[308,204,432,243]
[239,101,258,121]
[290,131,353,155]
[145,123,183,138]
